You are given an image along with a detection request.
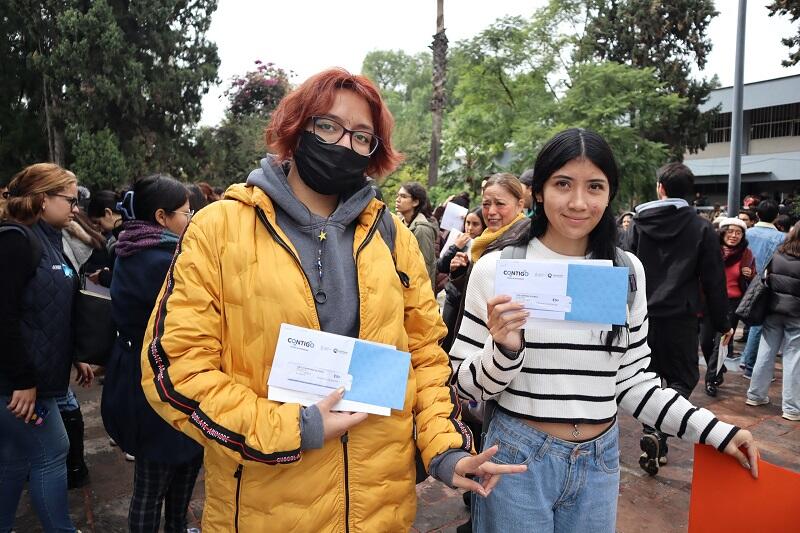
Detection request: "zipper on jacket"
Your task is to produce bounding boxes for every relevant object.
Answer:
[233,464,243,533]
[341,433,351,533]
[255,207,322,324]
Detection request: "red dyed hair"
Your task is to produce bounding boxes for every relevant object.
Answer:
[265,68,403,178]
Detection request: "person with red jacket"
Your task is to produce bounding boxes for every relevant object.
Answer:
[703,218,755,396]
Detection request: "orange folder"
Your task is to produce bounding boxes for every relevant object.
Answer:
[688,443,800,533]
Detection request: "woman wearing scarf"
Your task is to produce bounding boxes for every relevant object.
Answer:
[100,175,203,533]
[703,217,755,396]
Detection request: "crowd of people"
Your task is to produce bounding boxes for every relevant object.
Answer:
[1,66,795,533]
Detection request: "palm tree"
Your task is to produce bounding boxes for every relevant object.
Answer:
[428,0,447,187]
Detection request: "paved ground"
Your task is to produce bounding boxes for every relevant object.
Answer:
[12,341,799,532]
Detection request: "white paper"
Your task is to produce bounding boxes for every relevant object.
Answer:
[439,230,472,258]
[268,324,354,397]
[494,258,612,331]
[440,202,469,232]
[716,339,728,376]
[268,386,391,416]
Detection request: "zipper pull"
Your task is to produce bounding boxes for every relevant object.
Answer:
[234,464,243,478]
[340,432,349,445]
[397,270,410,288]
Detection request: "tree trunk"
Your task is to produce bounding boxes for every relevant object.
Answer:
[428,0,447,188]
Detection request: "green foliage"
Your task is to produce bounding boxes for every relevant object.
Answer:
[574,0,720,158]
[0,0,219,188]
[768,0,800,66]
[70,128,129,190]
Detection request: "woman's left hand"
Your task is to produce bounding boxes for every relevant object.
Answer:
[73,362,95,387]
[741,266,753,279]
[722,429,759,479]
[452,445,527,497]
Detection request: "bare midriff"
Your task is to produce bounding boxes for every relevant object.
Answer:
[522,419,614,442]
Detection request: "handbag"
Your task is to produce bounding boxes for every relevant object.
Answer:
[735,261,773,326]
[73,275,116,366]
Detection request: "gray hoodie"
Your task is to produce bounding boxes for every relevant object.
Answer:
[246,157,375,338]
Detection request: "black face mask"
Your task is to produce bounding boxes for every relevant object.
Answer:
[293,131,370,196]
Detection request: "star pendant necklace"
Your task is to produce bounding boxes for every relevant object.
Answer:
[314,224,329,304]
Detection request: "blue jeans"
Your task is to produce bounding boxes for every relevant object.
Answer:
[747,314,800,416]
[473,410,620,533]
[741,325,763,373]
[0,396,76,533]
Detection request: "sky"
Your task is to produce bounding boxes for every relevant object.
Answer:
[199,0,800,126]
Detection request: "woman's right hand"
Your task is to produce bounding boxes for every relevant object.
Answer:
[454,232,471,249]
[450,252,469,272]
[487,295,528,352]
[316,387,368,442]
[7,387,36,423]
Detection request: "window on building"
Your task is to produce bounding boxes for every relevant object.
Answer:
[708,112,731,143]
[750,103,800,140]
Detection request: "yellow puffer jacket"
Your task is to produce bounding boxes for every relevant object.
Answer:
[140,183,473,532]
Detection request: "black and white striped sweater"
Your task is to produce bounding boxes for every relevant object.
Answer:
[450,238,739,451]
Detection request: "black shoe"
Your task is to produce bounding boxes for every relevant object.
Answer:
[61,408,90,489]
[639,434,660,476]
[462,490,471,508]
[456,520,473,533]
[705,382,718,397]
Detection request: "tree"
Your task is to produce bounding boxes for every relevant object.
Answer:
[225,61,292,118]
[768,0,800,66]
[428,0,447,187]
[1,0,219,188]
[70,128,129,190]
[574,0,720,159]
[549,62,683,206]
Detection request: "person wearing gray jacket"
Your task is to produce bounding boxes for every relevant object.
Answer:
[395,181,439,291]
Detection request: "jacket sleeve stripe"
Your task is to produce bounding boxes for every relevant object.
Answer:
[146,235,301,465]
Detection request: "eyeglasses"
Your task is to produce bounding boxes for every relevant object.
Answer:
[49,193,79,209]
[725,229,743,236]
[172,209,195,221]
[309,116,381,156]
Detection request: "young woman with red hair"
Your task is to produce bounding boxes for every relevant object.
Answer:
[139,68,524,532]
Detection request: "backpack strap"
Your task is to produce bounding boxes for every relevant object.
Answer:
[376,208,410,288]
[499,244,527,260]
[0,223,42,277]
[613,247,637,310]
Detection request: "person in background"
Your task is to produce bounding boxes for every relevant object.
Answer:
[740,200,787,378]
[738,209,757,229]
[746,221,800,422]
[700,218,754,397]
[186,183,209,213]
[0,163,92,533]
[438,207,486,351]
[102,174,202,533]
[519,168,534,217]
[774,214,791,233]
[433,193,471,295]
[197,182,219,204]
[625,162,731,474]
[137,68,521,531]
[87,190,123,288]
[396,181,440,290]
[616,211,635,248]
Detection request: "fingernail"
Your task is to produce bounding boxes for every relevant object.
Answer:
[744,462,751,470]
[336,387,345,394]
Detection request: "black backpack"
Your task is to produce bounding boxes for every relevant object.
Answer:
[0,222,42,277]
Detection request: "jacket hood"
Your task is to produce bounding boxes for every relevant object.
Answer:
[233,156,376,229]
[634,203,697,241]
[408,212,437,232]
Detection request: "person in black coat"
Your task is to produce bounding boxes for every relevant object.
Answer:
[437,208,486,351]
[101,175,202,533]
[625,163,732,473]
[746,222,799,422]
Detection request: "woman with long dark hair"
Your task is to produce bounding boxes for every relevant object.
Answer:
[101,175,203,533]
[450,129,759,532]
[746,221,800,421]
[396,181,439,289]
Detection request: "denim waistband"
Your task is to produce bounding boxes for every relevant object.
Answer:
[491,409,618,461]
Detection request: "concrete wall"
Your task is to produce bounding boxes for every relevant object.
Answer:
[749,137,800,155]
[686,142,730,160]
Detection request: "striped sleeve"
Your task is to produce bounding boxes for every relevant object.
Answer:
[449,252,526,402]
[616,253,740,451]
